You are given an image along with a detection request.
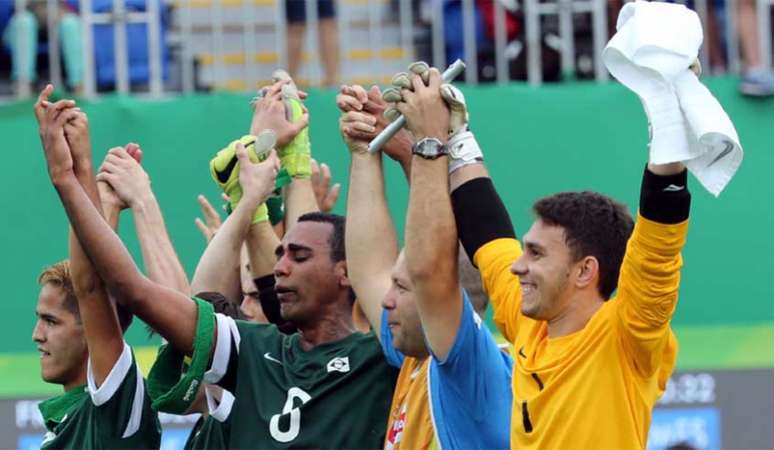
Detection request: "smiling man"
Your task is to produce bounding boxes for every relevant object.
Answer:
[449,113,692,449]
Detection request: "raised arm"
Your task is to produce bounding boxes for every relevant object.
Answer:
[446,111,521,343]
[34,89,125,386]
[339,84,400,336]
[616,161,690,376]
[39,92,199,356]
[190,194,242,301]
[96,147,190,295]
[394,68,461,360]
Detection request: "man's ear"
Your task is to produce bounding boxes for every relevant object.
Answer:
[574,256,599,290]
[335,261,352,289]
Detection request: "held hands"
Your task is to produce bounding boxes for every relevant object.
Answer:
[34,86,80,185]
[337,84,413,163]
[63,109,93,170]
[95,144,151,210]
[382,62,450,143]
[250,79,309,148]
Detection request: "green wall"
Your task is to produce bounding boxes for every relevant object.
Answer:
[1,77,772,358]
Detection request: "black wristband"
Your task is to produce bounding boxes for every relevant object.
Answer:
[639,165,691,224]
[451,177,516,264]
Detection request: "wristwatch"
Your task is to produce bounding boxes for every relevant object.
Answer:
[412,137,448,160]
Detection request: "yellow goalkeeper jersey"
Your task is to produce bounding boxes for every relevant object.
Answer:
[474,214,687,450]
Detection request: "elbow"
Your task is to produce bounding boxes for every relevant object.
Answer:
[104,273,148,312]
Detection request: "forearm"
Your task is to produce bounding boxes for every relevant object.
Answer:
[57,175,200,355]
[619,167,691,324]
[284,178,319,229]
[345,153,399,328]
[405,155,461,358]
[450,166,517,264]
[406,156,458,284]
[191,197,254,299]
[246,220,280,278]
[70,164,105,292]
[56,176,145,304]
[132,194,190,295]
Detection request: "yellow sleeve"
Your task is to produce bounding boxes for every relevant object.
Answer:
[615,213,688,377]
[473,238,523,343]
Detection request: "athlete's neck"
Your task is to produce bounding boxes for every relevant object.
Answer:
[546,294,604,338]
[297,308,356,351]
[62,372,87,392]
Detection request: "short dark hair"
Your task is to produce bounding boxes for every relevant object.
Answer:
[39,260,133,332]
[195,291,243,320]
[296,212,355,303]
[297,212,346,263]
[532,191,634,300]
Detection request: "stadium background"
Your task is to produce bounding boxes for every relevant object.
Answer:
[1,77,773,448]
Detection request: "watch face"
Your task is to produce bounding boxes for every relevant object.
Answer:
[414,138,446,159]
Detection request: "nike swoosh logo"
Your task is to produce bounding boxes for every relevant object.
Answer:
[216,156,238,183]
[708,140,734,168]
[263,352,282,365]
[518,347,527,358]
[663,184,685,192]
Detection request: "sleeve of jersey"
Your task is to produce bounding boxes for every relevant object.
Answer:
[86,342,149,439]
[379,309,405,368]
[615,217,689,377]
[430,295,513,421]
[473,239,524,343]
[203,313,242,392]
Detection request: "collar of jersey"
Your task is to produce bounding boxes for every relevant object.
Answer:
[38,384,88,431]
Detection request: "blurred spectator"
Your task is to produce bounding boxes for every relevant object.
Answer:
[286,0,339,87]
[2,0,83,94]
[736,0,774,96]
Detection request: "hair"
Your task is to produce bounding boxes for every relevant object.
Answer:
[532,191,634,300]
[458,248,489,315]
[38,260,134,332]
[297,212,346,263]
[296,212,355,303]
[38,261,79,321]
[195,291,244,320]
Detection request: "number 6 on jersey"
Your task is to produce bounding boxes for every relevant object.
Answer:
[270,387,312,442]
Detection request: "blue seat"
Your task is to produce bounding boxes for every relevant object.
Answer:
[66,0,168,87]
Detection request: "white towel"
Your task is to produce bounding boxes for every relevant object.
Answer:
[603,0,743,196]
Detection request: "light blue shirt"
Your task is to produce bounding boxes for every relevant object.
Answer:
[380,291,513,449]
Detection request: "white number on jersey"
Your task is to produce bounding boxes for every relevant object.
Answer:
[269,387,312,443]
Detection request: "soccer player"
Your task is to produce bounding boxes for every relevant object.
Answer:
[40,80,397,448]
[341,70,512,449]
[443,75,693,447]
[33,87,161,448]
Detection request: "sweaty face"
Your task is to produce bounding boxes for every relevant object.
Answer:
[273,221,345,326]
[32,284,88,390]
[511,220,575,321]
[381,253,427,358]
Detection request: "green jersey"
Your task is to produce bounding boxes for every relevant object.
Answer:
[183,387,234,450]
[38,342,161,449]
[207,316,398,449]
